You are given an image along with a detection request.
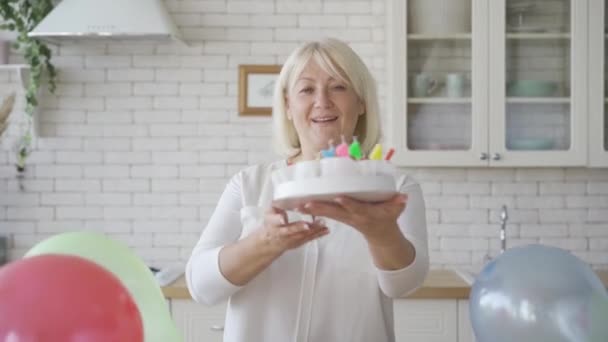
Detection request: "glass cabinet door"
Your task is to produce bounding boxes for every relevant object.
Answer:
[389,0,489,166]
[589,0,608,166]
[489,0,587,166]
[603,0,608,159]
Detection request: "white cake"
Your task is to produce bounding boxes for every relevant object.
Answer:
[271,158,398,210]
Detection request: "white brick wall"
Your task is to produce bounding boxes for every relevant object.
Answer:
[1,0,607,270]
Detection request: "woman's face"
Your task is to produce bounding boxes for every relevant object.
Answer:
[285,60,364,154]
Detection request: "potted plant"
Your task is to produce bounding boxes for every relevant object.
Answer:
[0,0,57,173]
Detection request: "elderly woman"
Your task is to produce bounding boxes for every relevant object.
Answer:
[186,38,429,342]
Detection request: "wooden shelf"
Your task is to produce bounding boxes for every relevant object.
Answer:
[0,64,29,70]
[407,33,471,41]
[407,98,471,104]
[506,97,570,104]
[506,33,570,40]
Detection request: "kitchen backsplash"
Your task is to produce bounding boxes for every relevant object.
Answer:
[1,0,607,270]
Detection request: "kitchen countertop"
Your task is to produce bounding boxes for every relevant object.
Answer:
[162,269,608,300]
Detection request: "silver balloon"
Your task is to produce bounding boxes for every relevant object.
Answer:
[470,244,608,342]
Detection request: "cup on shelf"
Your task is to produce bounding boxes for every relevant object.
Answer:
[410,73,438,97]
[445,73,466,98]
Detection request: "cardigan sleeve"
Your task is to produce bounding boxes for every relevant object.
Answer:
[375,176,430,298]
[185,172,246,305]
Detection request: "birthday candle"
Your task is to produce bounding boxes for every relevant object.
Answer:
[320,139,336,158]
[369,144,383,160]
[335,135,349,157]
[348,136,362,160]
[384,148,395,161]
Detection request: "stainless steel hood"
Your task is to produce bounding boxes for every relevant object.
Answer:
[28,0,184,44]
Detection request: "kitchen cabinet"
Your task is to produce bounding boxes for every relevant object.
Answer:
[388,0,588,167]
[588,0,608,166]
[170,299,226,342]
[394,299,458,342]
[163,270,477,341]
[457,300,476,342]
[168,299,477,342]
[394,299,478,342]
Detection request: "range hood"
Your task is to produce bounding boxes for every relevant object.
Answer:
[28,0,184,44]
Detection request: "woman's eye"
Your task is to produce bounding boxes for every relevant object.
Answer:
[333,84,347,91]
[300,87,314,94]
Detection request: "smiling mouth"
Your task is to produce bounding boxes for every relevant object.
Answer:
[312,116,338,123]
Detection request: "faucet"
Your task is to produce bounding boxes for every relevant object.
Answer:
[480,205,509,267]
[500,205,508,254]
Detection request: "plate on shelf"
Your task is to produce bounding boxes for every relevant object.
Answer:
[508,138,554,151]
[507,80,558,97]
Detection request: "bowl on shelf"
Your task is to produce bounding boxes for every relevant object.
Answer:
[508,138,555,151]
[507,80,558,97]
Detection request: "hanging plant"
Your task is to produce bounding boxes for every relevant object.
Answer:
[0,0,56,173]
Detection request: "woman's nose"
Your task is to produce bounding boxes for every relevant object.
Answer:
[314,89,332,108]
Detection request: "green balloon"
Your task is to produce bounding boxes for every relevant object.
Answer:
[25,231,182,342]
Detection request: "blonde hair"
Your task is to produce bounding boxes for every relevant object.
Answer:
[272,38,381,158]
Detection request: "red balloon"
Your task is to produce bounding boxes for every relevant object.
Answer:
[0,254,143,342]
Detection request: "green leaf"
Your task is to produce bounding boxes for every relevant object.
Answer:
[0,0,57,170]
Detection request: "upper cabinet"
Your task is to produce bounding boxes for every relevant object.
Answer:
[589,0,608,167]
[388,0,596,167]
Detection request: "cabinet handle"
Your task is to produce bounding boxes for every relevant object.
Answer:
[492,153,501,161]
[210,325,224,332]
[479,153,488,160]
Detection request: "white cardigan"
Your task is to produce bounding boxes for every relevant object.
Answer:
[186,160,429,342]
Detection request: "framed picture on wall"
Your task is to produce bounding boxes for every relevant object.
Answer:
[238,64,282,116]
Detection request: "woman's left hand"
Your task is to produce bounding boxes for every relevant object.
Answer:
[297,194,408,245]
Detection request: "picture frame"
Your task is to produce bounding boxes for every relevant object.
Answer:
[238,64,282,116]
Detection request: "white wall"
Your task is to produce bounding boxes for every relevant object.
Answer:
[1,0,607,270]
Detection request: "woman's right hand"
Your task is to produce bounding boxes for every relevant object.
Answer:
[256,207,329,255]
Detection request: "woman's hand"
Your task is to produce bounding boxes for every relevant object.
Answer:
[255,206,329,255]
[297,194,408,246]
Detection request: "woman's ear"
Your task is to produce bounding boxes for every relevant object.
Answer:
[358,100,365,116]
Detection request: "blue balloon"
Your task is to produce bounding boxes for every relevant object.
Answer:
[470,244,608,342]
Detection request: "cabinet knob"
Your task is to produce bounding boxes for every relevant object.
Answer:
[210,325,224,332]
[492,153,501,161]
[479,153,488,160]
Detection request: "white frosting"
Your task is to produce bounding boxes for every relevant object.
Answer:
[271,158,397,187]
[271,158,399,209]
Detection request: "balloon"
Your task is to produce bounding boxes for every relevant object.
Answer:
[25,232,182,342]
[0,254,143,341]
[470,244,608,342]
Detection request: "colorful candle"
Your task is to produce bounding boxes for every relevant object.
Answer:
[348,136,362,160]
[335,135,350,157]
[384,148,395,161]
[320,139,336,158]
[369,144,383,160]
